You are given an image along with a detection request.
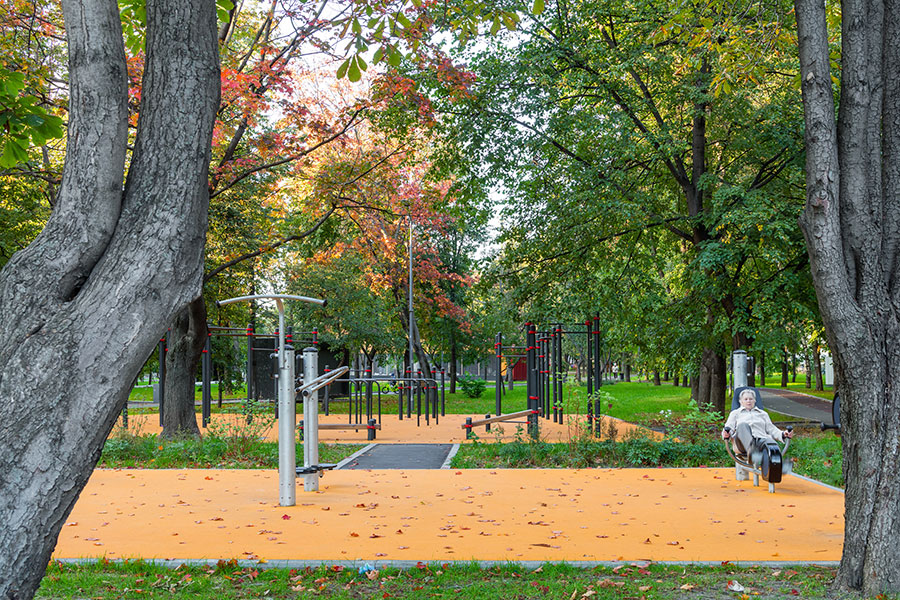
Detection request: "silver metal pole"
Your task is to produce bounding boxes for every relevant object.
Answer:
[278,344,296,506]
[732,350,748,390]
[218,293,326,307]
[303,346,319,492]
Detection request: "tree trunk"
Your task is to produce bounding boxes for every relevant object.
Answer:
[652,370,661,385]
[624,362,631,382]
[781,348,789,388]
[758,350,766,387]
[672,370,679,386]
[696,347,726,414]
[805,352,812,388]
[813,342,824,391]
[161,298,207,438]
[0,0,219,595]
[796,0,900,592]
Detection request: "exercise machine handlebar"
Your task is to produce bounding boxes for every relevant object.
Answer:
[298,366,350,397]
[216,293,326,308]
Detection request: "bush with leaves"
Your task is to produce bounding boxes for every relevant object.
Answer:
[459,374,486,398]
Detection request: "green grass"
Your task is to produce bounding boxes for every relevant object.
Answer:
[128,384,249,403]
[98,414,363,469]
[789,430,844,488]
[36,560,854,599]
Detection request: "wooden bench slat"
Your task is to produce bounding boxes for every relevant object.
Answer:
[462,409,536,429]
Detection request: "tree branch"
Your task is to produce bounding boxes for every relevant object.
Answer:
[203,202,337,283]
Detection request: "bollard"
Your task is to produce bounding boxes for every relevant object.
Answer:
[465,417,473,440]
[485,414,491,433]
[368,418,377,441]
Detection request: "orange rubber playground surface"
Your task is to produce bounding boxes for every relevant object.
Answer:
[54,412,845,566]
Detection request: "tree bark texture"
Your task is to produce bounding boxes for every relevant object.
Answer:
[796,0,900,593]
[696,348,726,414]
[0,0,219,597]
[161,297,207,438]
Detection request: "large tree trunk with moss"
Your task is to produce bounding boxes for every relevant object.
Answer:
[796,0,900,593]
[0,0,219,597]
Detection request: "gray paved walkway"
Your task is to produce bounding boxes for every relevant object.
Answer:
[337,443,455,469]
[757,387,834,423]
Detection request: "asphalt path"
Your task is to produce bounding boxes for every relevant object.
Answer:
[338,443,456,470]
[756,387,834,423]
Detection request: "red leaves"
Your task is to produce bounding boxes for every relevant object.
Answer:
[281,514,291,520]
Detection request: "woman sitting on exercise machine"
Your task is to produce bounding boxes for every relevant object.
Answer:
[722,388,794,463]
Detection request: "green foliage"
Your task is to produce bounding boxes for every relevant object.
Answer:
[664,400,724,444]
[453,434,728,469]
[0,69,63,168]
[101,407,361,469]
[459,373,486,398]
[0,176,49,267]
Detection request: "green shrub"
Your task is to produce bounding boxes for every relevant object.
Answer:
[459,374,486,398]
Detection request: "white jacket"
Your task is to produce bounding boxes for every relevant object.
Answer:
[724,406,785,442]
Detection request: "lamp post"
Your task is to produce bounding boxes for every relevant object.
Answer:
[408,214,415,414]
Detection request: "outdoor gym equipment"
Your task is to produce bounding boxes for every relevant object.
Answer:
[821,394,841,435]
[462,409,540,439]
[492,319,618,439]
[727,350,793,493]
[293,347,348,492]
[722,387,793,493]
[217,293,326,506]
[321,354,445,429]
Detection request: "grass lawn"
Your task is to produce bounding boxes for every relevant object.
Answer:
[38,561,841,599]
[128,383,249,404]
[100,436,362,469]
